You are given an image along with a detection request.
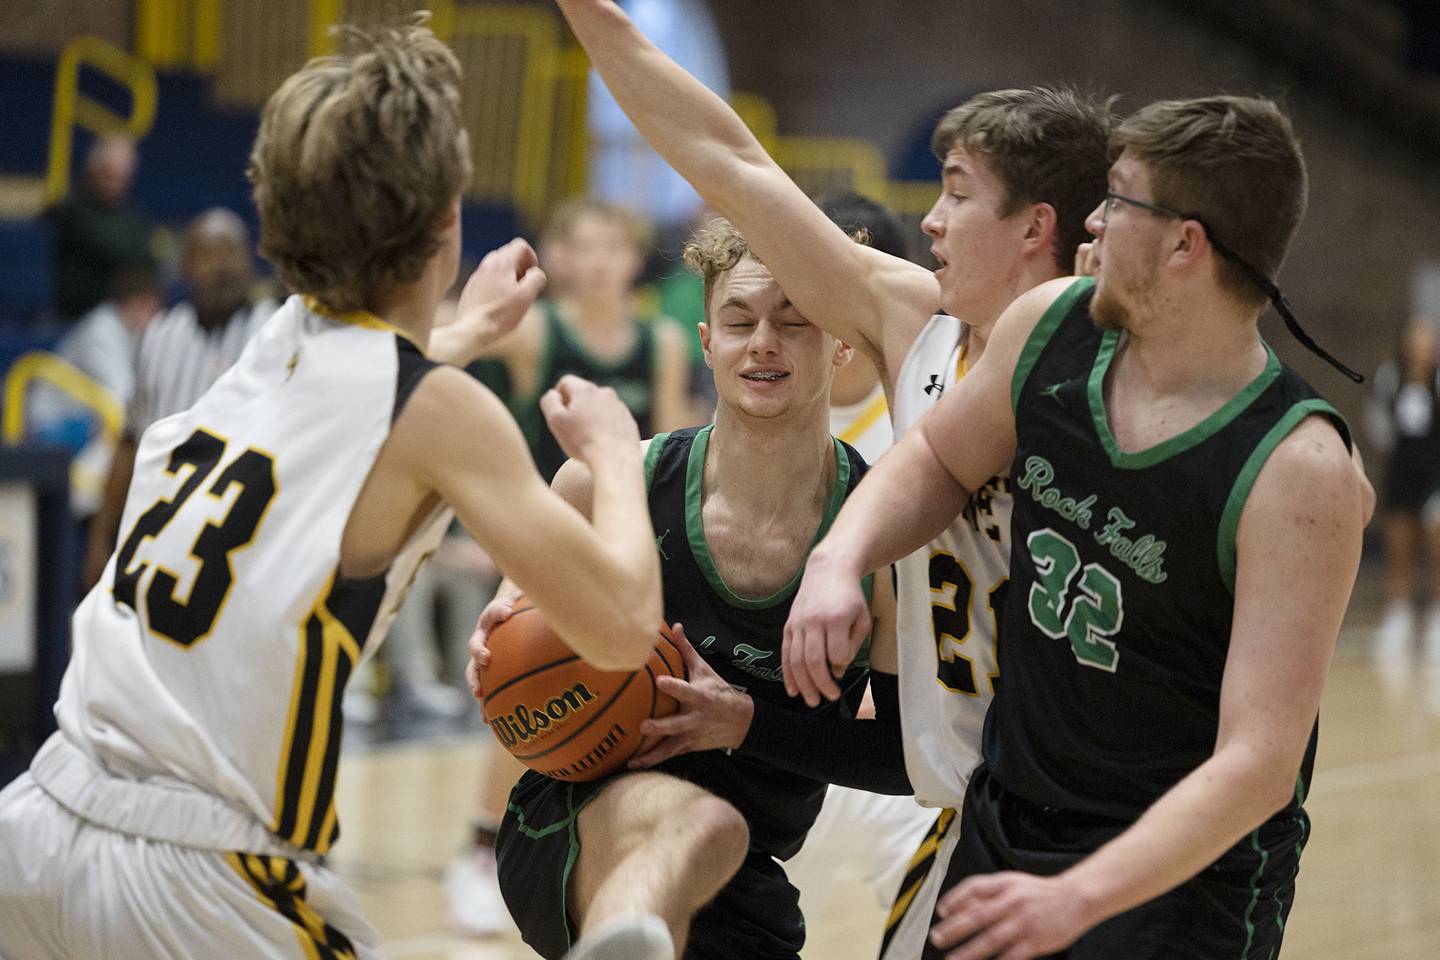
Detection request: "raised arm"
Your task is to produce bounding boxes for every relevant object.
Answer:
[781,279,1068,704]
[399,370,661,670]
[929,416,1365,959]
[555,0,937,390]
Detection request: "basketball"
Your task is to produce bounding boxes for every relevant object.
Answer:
[479,597,686,782]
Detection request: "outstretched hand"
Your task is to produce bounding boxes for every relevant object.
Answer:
[433,238,546,365]
[628,623,754,768]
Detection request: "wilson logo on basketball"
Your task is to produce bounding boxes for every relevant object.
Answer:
[488,681,598,747]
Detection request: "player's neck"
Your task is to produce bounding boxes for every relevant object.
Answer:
[707,404,835,519]
[963,263,1066,366]
[1117,289,1266,400]
[373,284,443,351]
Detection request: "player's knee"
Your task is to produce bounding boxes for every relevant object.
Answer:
[682,793,749,866]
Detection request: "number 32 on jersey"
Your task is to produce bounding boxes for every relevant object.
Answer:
[112,427,278,648]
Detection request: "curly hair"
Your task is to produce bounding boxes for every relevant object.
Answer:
[247,12,472,312]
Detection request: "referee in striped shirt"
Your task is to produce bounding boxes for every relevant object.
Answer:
[83,208,276,589]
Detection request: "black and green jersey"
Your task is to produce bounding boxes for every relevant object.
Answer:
[989,278,1349,828]
[519,301,657,481]
[644,425,872,860]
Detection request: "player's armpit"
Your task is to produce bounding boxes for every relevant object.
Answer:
[397,367,661,670]
[1222,414,1364,804]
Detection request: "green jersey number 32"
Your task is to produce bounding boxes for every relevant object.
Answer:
[1026,527,1123,672]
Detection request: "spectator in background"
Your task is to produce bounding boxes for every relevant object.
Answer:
[1368,315,1440,661]
[476,198,693,481]
[82,207,275,589]
[49,135,157,323]
[54,267,163,410]
[27,267,163,523]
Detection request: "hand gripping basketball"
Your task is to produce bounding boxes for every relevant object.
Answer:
[474,594,686,781]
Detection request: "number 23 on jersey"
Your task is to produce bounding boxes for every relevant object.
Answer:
[113,427,278,648]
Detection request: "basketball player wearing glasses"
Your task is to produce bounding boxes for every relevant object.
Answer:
[467,218,909,960]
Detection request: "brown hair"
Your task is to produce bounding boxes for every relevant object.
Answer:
[543,198,655,254]
[931,86,1114,271]
[1112,96,1306,307]
[247,12,471,312]
[683,217,869,317]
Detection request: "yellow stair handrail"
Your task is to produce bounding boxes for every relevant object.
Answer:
[3,351,126,448]
[46,37,158,205]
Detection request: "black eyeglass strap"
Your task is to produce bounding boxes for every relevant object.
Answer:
[1272,291,1364,384]
[1201,227,1365,384]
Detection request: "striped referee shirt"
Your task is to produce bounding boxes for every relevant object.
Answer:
[126,298,276,437]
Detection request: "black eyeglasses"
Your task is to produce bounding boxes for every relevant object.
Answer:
[1100,191,1362,384]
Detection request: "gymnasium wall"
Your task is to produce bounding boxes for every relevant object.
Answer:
[710,0,1440,428]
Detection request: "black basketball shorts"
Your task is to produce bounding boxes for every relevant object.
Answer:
[495,769,806,960]
[917,765,1305,960]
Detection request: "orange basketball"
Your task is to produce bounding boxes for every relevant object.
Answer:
[479,597,686,782]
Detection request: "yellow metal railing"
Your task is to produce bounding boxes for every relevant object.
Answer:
[2,352,125,449]
[2,352,127,506]
[46,37,158,205]
[121,0,937,230]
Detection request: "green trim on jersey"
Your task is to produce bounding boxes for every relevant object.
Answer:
[1240,827,1271,959]
[683,423,852,609]
[1011,277,1094,413]
[643,432,670,488]
[1215,398,1345,594]
[1088,338,1281,470]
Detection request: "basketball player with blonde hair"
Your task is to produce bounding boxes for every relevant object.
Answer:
[547,2,1113,955]
[468,217,909,960]
[0,15,661,958]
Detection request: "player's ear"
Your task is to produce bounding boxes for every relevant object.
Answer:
[1021,201,1057,255]
[833,338,855,369]
[698,322,714,368]
[1169,220,1207,271]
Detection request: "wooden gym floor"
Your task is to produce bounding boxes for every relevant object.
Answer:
[332,572,1440,960]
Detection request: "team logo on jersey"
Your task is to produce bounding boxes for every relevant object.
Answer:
[1017,455,1169,584]
[488,681,598,747]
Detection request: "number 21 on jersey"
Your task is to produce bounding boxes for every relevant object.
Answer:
[929,551,1007,696]
[113,427,278,648]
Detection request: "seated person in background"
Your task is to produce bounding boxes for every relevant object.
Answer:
[31,267,164,520]
[49,134,156,325]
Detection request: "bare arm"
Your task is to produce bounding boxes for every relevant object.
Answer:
[931,416,1365,959]
[554,0,937,390]
[651,321,694,433]
[782,279,1067,704]
[398,369,661,670]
